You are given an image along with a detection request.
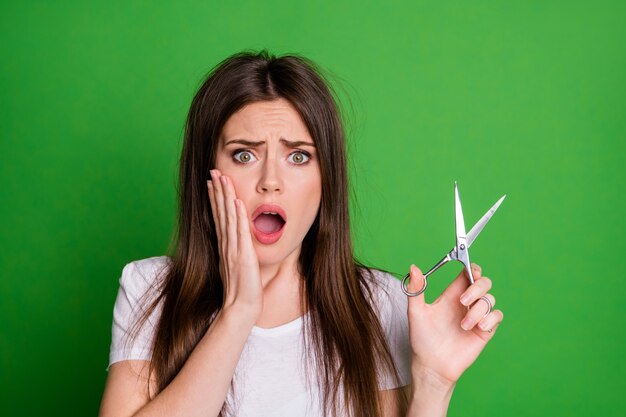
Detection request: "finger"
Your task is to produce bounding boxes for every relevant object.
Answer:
[221,175,238,257]
[236,198,255,257]
[477,309,504,333]
[207,180,222,243]
[460,293,496,331]
[406,264,426,311]
[210,169,227,253]
[209,171,228,287]
[459,275,492,307]
[468,262,482,280]
[438,263,483,304]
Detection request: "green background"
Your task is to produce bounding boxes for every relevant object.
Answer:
[1,1,624,416]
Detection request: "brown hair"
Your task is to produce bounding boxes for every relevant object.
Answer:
[128,49,405,416]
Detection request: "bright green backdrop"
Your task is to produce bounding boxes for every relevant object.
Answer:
[1,1,624,416]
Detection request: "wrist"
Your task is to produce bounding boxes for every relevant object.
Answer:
[406,363,456,417]
[219,303,259,327]
[411,362,456,394]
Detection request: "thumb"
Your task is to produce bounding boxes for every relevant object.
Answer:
[406,264,427,310]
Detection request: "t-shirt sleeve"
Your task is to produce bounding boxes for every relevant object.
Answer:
[107,257,167,371]
[368,269,413,390]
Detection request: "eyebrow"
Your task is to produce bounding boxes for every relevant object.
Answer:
[224,138,316,148]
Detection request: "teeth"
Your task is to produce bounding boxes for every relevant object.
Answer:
[262,211,278,215]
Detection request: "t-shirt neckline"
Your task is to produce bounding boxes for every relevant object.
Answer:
[250,311,310,337]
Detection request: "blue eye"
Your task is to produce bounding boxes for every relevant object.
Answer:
[232,150,257,164]
[288,151,311,165]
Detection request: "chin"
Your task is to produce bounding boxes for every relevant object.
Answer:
[253,241,300,268]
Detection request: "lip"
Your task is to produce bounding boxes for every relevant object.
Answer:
[251,204,287,245]
[251,204,287,222]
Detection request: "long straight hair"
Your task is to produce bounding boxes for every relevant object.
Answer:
[128,50,405,416]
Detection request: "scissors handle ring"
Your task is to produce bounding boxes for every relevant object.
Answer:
[401,272,428,297]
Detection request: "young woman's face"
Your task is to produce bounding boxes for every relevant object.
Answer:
[214,98,322,267]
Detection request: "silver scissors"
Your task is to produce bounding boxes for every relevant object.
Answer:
[401,181,506,297]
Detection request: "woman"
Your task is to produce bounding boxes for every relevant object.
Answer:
[99,50,503,417]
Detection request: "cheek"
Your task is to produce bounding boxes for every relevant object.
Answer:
[213,157,242,187]
[227,175,253,201]
[308,170,322,201]
[299,177,322,218]
[213,153,229,171]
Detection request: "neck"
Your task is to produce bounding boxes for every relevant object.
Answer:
[255,246,307,325]
[258,245,303,290]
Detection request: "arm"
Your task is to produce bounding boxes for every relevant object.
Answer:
[101,171,264,417]
[404,366,455,417]
[399,264,503,416]
[99,306,257,417]
[379,368,454,417]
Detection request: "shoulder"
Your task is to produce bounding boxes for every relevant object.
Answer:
[121,255,172,281]
[358,266,403,299]
[109,256,171,367]
[359,266,399,288]
[118,256,172,302]
[358,266,407,318]
[358,266,412,388]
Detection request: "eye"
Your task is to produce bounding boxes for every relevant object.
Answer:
[232,150,257,164]
[288,151,311,165]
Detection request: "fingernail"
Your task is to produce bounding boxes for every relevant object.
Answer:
[471,263,482,273]
[461,317,474,330]
[460,293,471,305]
[221,176,227,185]
[207,180,212,188]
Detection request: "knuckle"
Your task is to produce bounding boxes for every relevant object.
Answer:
[472,303,486,316]
[488,294,496,307]
[481,276,492,289]
[468,283,481,296]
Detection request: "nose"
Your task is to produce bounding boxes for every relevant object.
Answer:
[256,157,283,194]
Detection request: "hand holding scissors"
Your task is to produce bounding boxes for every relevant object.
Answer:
[403,182,506,386]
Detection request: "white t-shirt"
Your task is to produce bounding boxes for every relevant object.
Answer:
[108,256,412,416]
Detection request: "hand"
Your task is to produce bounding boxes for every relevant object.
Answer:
[207,169,263,320]
[406,263,504,385]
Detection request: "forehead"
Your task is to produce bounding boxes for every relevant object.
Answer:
[219,98,312,143]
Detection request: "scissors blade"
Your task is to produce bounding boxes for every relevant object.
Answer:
[454,181,467,241]
[454,181,475,283]
[466,194,507,248]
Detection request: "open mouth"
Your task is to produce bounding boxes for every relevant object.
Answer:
[253,212,286,234]
[251,204,287,244]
